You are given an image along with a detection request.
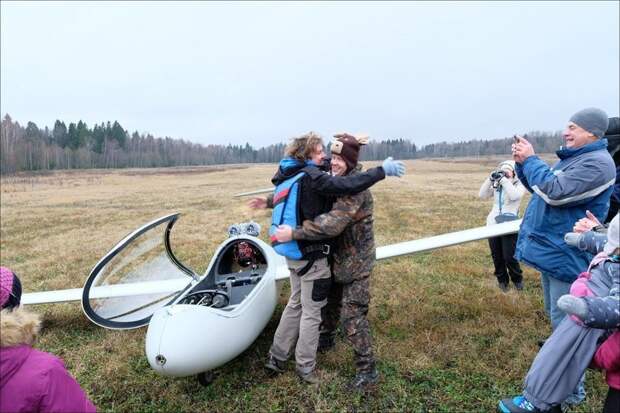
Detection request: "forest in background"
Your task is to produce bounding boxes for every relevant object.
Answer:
[0,114,562,174]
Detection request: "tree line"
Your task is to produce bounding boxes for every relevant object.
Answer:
[0,114,562,174]
[414,131,563,159]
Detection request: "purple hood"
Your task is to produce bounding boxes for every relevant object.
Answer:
[1,308,96,412]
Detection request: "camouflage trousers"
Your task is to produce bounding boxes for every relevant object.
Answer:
[320,274,376,374]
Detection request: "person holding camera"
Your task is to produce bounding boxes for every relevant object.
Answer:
[511,108,615,409]
[512,108,615,330]
[479,160,526,292]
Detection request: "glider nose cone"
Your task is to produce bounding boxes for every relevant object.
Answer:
[146,305,202,376]
[145,305,223,377]
[145,306,172,375]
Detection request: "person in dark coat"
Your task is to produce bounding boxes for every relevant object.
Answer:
[603,116,620,223]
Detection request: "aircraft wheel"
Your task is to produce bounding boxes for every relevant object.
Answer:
[197,371,216,386]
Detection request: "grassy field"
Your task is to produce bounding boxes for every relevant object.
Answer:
[0,158,608,412]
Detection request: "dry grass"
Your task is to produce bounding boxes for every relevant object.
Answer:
[0,158,607,412]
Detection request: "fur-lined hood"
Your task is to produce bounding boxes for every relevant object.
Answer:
[0,307,41,347]
[0,309,97,412]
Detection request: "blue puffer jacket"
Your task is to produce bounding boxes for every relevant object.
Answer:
[515,139,616,282]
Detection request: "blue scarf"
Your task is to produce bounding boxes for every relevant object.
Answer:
[279,157,317,172]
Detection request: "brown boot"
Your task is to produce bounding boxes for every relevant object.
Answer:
[297,369,320,385]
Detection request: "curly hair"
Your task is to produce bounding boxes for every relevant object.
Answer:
[284,131,324,161]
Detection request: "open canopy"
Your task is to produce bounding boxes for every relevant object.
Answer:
[81,213,197,330]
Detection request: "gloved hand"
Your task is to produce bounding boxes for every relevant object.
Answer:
[382,157,406,177]
[557,295,588,321]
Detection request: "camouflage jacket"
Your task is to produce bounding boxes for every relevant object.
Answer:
[292,167,375,283]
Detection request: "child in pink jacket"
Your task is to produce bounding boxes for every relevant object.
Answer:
[0,267,96,413]
[499,214,619,413]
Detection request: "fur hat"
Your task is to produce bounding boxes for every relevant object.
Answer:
[604,213,619,256]
[0,267,22,310]
[330,133,369,172]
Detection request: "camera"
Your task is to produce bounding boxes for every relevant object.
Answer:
[490,170,505,188]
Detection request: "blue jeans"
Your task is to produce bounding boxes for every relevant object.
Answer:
[540,272,571,330]
[540,272,586,405]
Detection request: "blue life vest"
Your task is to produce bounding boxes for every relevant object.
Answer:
[270,171,306,259]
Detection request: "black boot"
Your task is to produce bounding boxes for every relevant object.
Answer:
[349,369,379,391]
[317,334,335,354]
[264,355,286,374]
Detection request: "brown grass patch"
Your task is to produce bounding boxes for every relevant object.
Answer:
[0,158,606,412]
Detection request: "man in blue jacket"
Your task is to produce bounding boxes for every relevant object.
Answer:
[512,107,615,330]
[511,108,615,409]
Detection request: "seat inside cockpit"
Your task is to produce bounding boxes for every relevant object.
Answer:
[182,240,268,308]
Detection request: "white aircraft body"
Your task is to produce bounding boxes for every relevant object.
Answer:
[21,212,521,384]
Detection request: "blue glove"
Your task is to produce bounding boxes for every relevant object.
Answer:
[382,157,406,177]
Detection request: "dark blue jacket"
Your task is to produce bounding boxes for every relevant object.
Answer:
[515,139,615,282]
[608,165,620,222]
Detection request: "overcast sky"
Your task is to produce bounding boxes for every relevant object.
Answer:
[1,1,618,147]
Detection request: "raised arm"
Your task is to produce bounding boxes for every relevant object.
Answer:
[515,162,533,194]
[304,165,385,196]
[520,155,615,208]
[304,157,405,196]
[478,176,493,199]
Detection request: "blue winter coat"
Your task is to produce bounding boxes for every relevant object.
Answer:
[515,139,616,282]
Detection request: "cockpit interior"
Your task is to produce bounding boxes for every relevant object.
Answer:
[178,239,267,309]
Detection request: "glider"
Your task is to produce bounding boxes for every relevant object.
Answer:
[22,212,521,384]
